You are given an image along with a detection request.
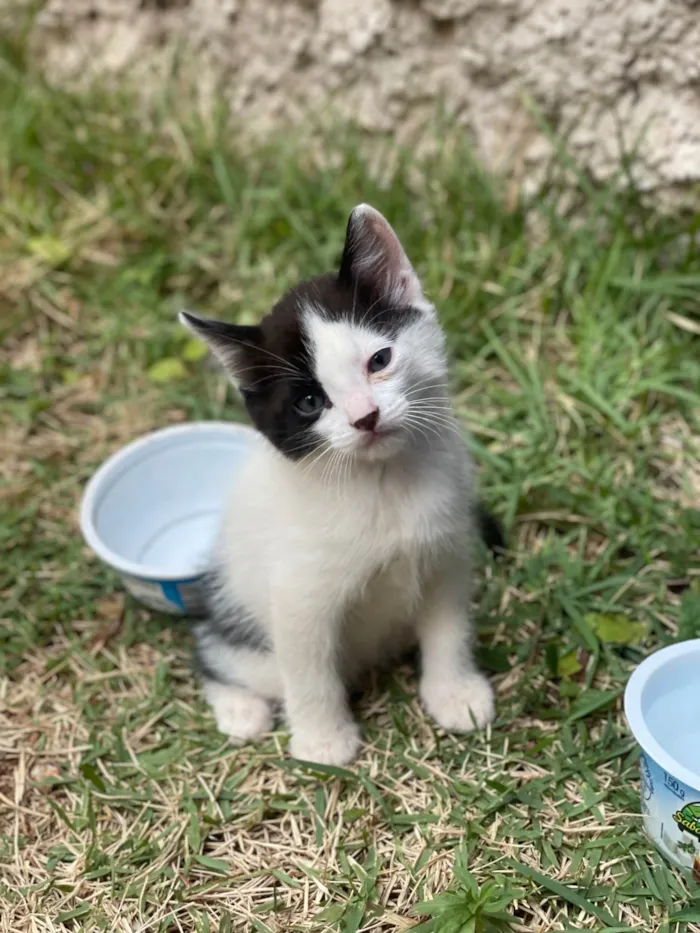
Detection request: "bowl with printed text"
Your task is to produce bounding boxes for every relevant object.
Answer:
[625,638,700,881]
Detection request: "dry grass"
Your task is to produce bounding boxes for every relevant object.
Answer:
[0,633,674,932]
[1,31,700,932]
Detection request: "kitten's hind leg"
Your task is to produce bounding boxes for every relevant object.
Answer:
[193,603,283,743]
[203,680,274,742]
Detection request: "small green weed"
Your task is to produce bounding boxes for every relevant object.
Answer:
[413,848,523,931]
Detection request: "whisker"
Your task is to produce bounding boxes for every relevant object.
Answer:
[409,400,459,414]
[340,449,355,497]
[406,415,464,443]
[403,389,450,403]
[282,423,321,451]
[356,289,408,331]
[403,379,449,398]
[234,340,304,377]
[410,406,459,420]
[320,446,340,488]
[244,373,308,390]
[408,408,462,427]
[407,414,463,438]
[284,439,320,456]
[404,417,431,447]
[332,449,346,498]
[301,442,334,478]
[234,363,297,376]
[404,396,450,407]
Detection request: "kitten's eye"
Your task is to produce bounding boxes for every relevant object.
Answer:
[368,347,392,374]
[294,389,326,416]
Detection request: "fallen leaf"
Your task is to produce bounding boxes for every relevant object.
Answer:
[27,235,71,265]
[588,613,645,645]
[148,358,187,384]
[181,338,208,362]
[557,651,583,678]
[62,369,80,386]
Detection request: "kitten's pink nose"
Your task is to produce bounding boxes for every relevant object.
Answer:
[352,408,380,432]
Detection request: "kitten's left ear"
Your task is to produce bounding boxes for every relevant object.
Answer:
[178,310,262,386]
[338,204,425,307]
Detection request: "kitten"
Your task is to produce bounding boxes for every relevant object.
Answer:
[179,204,496,766]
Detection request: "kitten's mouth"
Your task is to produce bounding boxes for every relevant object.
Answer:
[356,426,405,461]
[361,426,399,447]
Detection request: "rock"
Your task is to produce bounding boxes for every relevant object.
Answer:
[28,0,700,195]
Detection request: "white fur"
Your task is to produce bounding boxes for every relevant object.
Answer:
[201,299,494,765]
[303,304,446,461]
[204,681,274,742]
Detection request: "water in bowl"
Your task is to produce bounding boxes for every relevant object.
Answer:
[645,677,700,779]
[661,728,700,777]
[92,428,252,579]
[136,509,219,573]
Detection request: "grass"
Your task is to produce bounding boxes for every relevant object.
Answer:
[1,31,700,933]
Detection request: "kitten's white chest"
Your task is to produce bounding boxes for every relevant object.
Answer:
[327,457,467,675]
[329,452,466,559]
[341,553,425,676]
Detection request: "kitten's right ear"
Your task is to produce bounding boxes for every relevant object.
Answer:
[337,204,424,307]
[178,311,262,385]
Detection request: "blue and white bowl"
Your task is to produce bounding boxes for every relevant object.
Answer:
[80,421,256,615]
[624,639,700,877]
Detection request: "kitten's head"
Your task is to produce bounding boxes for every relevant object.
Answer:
[180,204,447,464]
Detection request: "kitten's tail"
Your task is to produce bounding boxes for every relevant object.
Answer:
[475,503,506,555]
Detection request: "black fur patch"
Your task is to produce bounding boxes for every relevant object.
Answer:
[193,573,272,684]
[192,633,230,685]
[198,571,272,655]
[181,302,321,459]
[474,503,506,555]
[239,293,320,459]
[294,274,421,337]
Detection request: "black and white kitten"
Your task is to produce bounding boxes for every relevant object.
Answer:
[180,204,496,765]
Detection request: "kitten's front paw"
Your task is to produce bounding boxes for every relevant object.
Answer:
[204,681,274,742]
[290,721,362,766]
[421,671,495,733]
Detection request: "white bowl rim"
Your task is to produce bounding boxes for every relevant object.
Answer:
[80,420,258,582]
[624,638,700,792]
